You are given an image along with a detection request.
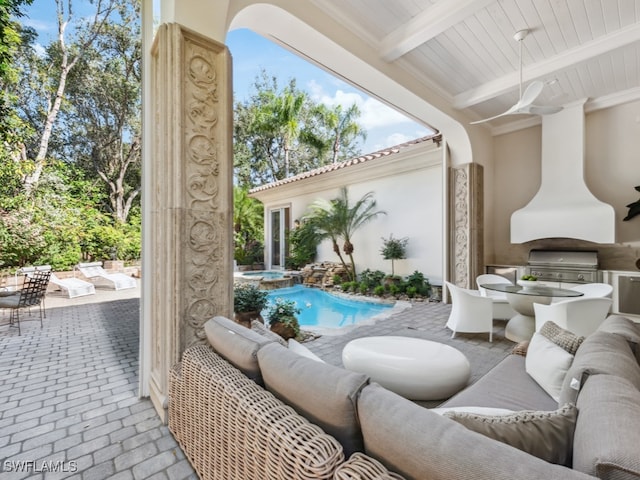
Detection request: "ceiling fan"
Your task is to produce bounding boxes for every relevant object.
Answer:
[471,29,563,125]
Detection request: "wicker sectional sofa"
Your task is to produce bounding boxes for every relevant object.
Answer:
[168,315,640,480]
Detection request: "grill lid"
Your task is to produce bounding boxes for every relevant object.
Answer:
[527,250,598,269]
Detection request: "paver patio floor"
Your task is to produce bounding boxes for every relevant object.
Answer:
[0,287,514,478]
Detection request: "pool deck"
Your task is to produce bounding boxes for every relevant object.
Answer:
[0,284,514,478]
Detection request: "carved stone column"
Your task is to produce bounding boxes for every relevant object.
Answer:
[148,23,233,421]
[449,163,484,289]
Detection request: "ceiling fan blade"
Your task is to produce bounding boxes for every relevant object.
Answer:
[527,104,563,115]
[518,80,544,107]
[470,103,521,124]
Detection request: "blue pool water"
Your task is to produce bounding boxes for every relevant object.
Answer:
[263,285,393,330]
[243,270,285,279]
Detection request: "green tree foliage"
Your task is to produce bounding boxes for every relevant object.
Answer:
[233,186,264,265]
[286,219,321,269]
[380,234,408,275]
[234,71,365,189]
[0,0,33,155]
[305,187,385,281]
[61,0,141,223]
[0,0,141,271]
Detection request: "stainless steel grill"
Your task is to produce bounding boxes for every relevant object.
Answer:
[526,249,601,284]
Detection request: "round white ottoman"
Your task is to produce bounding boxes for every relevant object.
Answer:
[342,336,471,400]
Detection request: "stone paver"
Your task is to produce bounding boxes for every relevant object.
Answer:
[0,286,196,480]
[0,283,513,478]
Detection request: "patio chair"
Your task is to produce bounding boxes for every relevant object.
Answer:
[445,281,494,342]
[0,270,51,335]
[75,261,136,291]
[49,272,96,298]
[476,273,517,320]
[533,297,613,337]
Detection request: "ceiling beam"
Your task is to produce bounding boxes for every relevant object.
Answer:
[454,22,640,109]
[380,0,494,62]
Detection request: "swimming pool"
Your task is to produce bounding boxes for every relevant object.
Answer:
[243,270,285,279]
[263,284,397,332]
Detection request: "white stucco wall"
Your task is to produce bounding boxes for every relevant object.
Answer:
[253,142,444,285]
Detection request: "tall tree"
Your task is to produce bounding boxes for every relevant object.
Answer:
[233,71,366,189]
[62,0,141,223]
[16,0,119,195]
[0,0,33,159]
[305,103,366,163]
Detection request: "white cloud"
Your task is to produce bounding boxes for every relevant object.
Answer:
[23,18,54,32]
[307,80,416,130]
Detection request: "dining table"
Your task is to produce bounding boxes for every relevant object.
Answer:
[480,283,584,342]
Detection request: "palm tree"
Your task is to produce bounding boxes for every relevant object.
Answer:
[334,187,386,279]
[304,198,350,274]
[305,187,385,280]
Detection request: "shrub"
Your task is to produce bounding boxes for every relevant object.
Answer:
[406,270,431,296]
[265,298,301,337]
[359,268,386,288]
[359,282,368,294]
[233,283,269,312]
[373,285,385,296]
[389,284,399,296]
[406,286,417,298]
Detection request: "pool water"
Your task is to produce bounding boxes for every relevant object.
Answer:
[263,285,394,330]
[242,270,285,279]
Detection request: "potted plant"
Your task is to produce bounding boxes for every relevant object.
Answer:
[233,282,269,327]
[380,234,408,276]
[265,297,301,340]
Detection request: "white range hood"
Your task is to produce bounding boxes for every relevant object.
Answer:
[511,100,615,244]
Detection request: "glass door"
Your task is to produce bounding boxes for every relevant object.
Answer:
[269,207,290,269]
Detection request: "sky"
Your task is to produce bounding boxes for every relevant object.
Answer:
[226,28,431,154]
[21,2,431,155]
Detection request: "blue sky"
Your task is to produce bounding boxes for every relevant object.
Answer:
[21,2,430,154]
[226,28,431,154]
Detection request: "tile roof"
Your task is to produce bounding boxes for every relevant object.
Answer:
[249,134,442,193]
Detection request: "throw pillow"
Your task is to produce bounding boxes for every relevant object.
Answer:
[443,403,578,466]
[287,338,325,363]
[539,321,584,354]
[525,332,574,402]
[511,340,529,357]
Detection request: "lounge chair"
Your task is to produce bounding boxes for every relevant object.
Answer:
[50,273,96,298]
[17,265,96,299]
[75,261,137,291]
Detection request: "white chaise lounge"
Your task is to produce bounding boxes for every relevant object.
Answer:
[76,261,137,291]
[18,265,97,298]
[50,273,96,298]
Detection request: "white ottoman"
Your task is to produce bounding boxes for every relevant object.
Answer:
[342,336,471,400]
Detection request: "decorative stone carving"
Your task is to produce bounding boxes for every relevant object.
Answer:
[148,23,232,421]
[449,163,483,289]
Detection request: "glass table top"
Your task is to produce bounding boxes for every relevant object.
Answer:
[480,283,584,298]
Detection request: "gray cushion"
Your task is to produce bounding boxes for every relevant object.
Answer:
[443,403,577,466]
[250,319,288,347]
[597,315,640,343]
[257,342,368,458]
[597,315,640,362]
[559,330,640,405]
[204,316,272,384]
[573,374,640,479]
[441,354,558,411]
[357,383,593,480]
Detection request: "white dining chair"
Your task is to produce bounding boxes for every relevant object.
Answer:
[533,297,613,337]
[445,281,493,342]
[475,274,517,320]
[569,283,613,298]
